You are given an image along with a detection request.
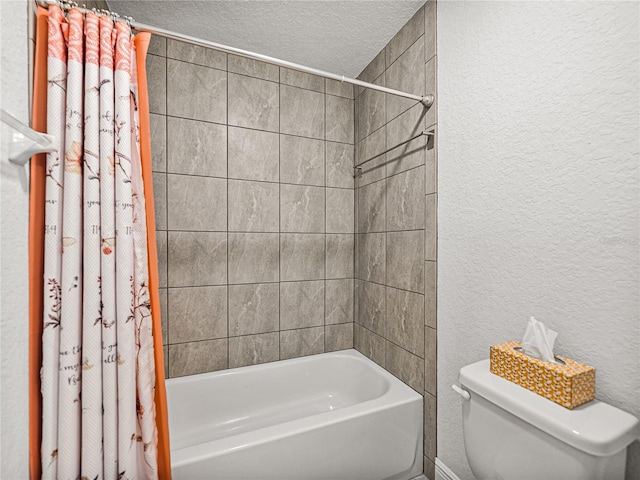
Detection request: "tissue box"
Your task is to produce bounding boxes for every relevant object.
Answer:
[490,341,595,409]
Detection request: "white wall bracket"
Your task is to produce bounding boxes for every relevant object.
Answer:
[1,109,58,165]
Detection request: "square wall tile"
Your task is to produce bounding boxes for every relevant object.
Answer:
[156,231,168,288]
[168,338,227,377]
[280,67,325,93]
[355,127,386,187]
[280,135,325,186]
[163,346,169,379]
[326,80,354,99]
[386,230,424,293]
[385,341,423,392]
[425,194,437,261]
[228,73,279,132]
[386,38,425,123]
[355,76,385,142]
[425,56,437,128]
[148,35,166,57]
[425,0,436,62]
[425,326,437,396]
[326,142,354,189]
[356,280,385,336]
[325,323,353,352]
[425,457,436,480]
[386,105,426,177]
[386,287,424,358]
[228,233,280,284]
[167,39,226,70]
[386,166,425,231]
[280,280,324,330]
[228,180,279,233]
[280,185,325,233]
[167,59,226,124]
[326,188,354,233]
[280,234,325,281]
[168,286,227,344]
[168,231,227,287]
[167,175,226,231]
[167,117,227,177]
[146,54,166,115]
[354,324,385,367]
[228,127,279,182]
[357,48,385,88]
[280,85,325,139]
[150,113,166,172]
[357,180,385,233]
[229,283,279,336]
[326,234,354,279]
[280,327,324,360]
[158,288,167,345]
[228,54,279,82]
[153,173,167,230]
[425,128,436,194]
[425,261,436,329]
[325,279,354,325]
[424,391,437,462]
[386,5,424,67]
[355,233,385,284]
[229,333,279,368]
[326,95,354,144]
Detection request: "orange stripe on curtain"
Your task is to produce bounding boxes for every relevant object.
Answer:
[29,7,50,479]
[134,33,172,480]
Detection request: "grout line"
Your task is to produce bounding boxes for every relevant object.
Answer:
[323,82,327,353]
[226,65,230,370]
[161,112,355,147]
[356,323,423,361]
[166,170,354,190]
[164,52,170,354]
[277,67,282,362]
[164,55,227,76]
[166,276,355,288]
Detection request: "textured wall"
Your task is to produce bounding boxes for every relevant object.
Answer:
[146,38,355,378]
[353,2,437,478]
[0,0,30,476]
[437,2,639,479]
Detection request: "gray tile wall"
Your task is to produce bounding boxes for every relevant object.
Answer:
[146,37,355,379]
[352,2,438,478]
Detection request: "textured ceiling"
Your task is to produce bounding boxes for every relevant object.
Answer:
[107,1,425,78]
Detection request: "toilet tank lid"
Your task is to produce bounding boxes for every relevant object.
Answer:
[459,359,639,457]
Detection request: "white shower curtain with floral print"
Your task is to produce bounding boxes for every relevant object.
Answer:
[41,6,158,479]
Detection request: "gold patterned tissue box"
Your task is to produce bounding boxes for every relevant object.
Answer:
[490,341,595,409]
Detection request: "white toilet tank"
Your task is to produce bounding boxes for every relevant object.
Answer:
[458,360,639,480]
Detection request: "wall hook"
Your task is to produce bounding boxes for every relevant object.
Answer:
[1,109,58,165]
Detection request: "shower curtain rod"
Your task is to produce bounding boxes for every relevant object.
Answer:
[36,0,435,108]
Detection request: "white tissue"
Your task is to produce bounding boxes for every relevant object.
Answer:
[521,316,558,363]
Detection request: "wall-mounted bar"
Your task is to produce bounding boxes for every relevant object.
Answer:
[36,0,435,108]
[354,129,434,178]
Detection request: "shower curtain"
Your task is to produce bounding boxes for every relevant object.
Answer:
[29,5,171,479]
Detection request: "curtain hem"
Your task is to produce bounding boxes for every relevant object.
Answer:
[134,32,172,480]
[29,7,50,479]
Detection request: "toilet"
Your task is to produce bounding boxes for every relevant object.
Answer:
[455,359,639,480]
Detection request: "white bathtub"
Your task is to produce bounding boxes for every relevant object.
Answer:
[166,349,423,480]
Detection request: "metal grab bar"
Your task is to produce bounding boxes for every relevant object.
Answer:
[354,129,434,178]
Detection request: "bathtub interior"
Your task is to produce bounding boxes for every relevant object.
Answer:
[166,349,392,450]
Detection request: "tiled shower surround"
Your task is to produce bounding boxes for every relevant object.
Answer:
[146,37,356,378]
[147,1,437,477]
[353,2,438,477]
